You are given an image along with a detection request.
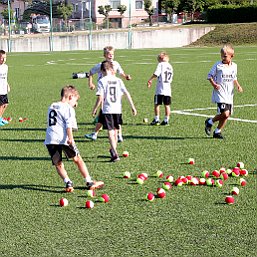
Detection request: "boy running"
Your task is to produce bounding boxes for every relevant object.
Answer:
[92,61,137,162]
[147,52,173,126]
[205,44,243,139]
[85,46,131,142]
[44,85,104,192]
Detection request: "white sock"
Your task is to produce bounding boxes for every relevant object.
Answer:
[208,119,214,125]
[64,178,71,183]
[164,116,169,122]
[85,176,92,183]
[214,128,221,134]
[155,116,159,121]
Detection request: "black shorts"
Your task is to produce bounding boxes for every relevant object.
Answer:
[46,144,80,165]
[154,95,171,105]
[217,103,232,114]
[0,94,8,106]
[100,113,123,130]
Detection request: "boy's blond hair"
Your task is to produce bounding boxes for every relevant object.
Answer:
[221,44,234,57]
[103,46,114,55]
[157,52,169,62]
[61,85,80,99]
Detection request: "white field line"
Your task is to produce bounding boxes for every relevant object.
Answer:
[171,104,257,123]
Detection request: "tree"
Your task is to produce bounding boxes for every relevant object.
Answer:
[1,9,13,21]
[178,0,205,21]
[162,0,180,22]
[57,3,73,28]
[98,5,112,29]
[117,5,127,15]
[144,0,154,26]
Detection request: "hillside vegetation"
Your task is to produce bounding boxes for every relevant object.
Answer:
[189,23,257,46]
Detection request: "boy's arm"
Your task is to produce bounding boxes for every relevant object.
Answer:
[234,80,243,92]
[125,92,137,116]
[120,73,131,81]
[67,127,74,146]
[88,73,95,90]
[208,77,220,90]
[147,74,157,88]
[92,96,102,116]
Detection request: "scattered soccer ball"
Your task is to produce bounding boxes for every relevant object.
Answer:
[231,187,239,195]
[225,195,235,205]
[143,118,148,123]
[86,190,96,197]
[187,158,195,165]
[155,170,163,178]
[123,171,131,179]
[237,162,244,169]
[99,194,110,203]
[85,200,94,208]
[122,151,129,157]
[59,197,68,207]
[156,187,166,198]
[146,192,155,202]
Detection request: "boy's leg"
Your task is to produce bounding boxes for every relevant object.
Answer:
[108,129,120,162]
[117,125,123,142]
[151,104,160,125]
[161,105,170,125]
[0,104,8,125]
[55,162,74,192]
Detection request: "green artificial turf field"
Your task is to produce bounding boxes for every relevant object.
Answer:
[0,46,256,257]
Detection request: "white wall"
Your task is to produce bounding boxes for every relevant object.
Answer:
[0,26,214,52]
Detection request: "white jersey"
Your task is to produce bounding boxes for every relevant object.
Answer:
[90,60,124,81]
[44,101,77,145]
[154,62,173,96]
[208,61,237,104]
[96,74,128,114]
[0,63,8,95]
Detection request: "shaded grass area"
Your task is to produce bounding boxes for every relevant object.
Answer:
[0,47,256,256]
[189,23,257,46]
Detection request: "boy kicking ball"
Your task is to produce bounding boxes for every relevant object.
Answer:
[44,85,104,192]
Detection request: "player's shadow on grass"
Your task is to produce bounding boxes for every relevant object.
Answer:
[0,138,44,143]
[124,135,210,140]
[0,184,64,193]
[1,127,45,131]
[0,155,49,161]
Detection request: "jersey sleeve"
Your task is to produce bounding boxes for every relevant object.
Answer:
[153,63,162,77]
[90,63,101,75]
[96,80,104,96]
[207,62,219,80]
[114,61,124,75]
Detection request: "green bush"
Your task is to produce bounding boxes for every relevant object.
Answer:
[207,4,257,23]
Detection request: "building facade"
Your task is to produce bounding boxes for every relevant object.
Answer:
[70,0,159,28]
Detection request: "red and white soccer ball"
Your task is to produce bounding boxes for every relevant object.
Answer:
[59,197,68,207]
[85,200,94,208]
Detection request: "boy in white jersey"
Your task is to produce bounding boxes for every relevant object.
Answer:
[0,50,10,126]
[44,85,104,192]
[85,46,131,142]
[147,52,173,126]
[92,61,137,162]
[205,44,243,139]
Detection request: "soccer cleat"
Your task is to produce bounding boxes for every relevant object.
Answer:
[150,119,160,126]
[205,118,212,136]
[160,120,169,126]
[86,181,104,190]
[118,135,123,143]
[110,155,120,162]
[213,132,224,139]
[85,133,97,141]
[65,181,74,192]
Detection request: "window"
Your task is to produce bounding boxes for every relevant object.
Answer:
[135,0,143,9]
[110,0,120,9]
